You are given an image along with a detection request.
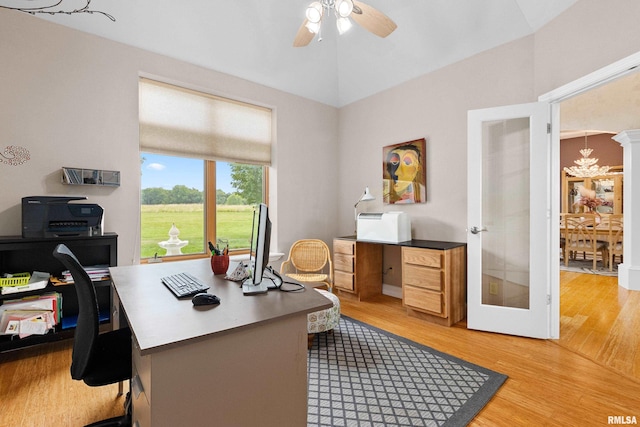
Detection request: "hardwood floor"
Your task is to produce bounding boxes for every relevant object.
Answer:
[1,271,639,426]
[340,281,640,427]
[0,340,125,426]
[557,270,640,382]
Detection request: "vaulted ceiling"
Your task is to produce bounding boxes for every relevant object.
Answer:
[19,0,577,106]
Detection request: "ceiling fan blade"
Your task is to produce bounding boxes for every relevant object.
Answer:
[293,19,316,47]
[351,0,397,38]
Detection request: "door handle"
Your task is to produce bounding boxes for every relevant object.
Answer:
[469,226,487,234]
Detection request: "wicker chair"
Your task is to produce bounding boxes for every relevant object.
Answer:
[280,239,333,291]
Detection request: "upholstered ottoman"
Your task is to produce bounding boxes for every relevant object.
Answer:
[307,289,340,348]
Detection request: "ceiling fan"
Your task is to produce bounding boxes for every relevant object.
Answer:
[293,0,397,47]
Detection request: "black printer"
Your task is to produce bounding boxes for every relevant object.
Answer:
[22,196,104,238]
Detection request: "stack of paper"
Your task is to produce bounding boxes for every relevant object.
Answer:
[0,292,61,338]
[60,265,110,283]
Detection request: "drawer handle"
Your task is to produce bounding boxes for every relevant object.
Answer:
[131,374,143,399]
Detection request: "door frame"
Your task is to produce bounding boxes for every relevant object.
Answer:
[539,50,640,338]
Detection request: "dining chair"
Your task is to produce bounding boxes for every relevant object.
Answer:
[559,214,566,261]
[603,214,624,271]
[563,213,607,271]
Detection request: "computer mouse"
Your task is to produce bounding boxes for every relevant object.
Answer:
[192,293,220,306]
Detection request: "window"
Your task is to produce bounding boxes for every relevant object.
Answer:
[139,78,272,260]
[140,154,266,259]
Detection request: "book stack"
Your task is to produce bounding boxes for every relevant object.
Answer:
[60,265,110,283]
[0,292,62,338]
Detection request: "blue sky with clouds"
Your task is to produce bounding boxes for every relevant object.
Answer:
[141,153,233,192]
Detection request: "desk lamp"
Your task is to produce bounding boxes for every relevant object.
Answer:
[354,186,375,231]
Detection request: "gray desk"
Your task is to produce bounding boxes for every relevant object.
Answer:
[110,258,332,427]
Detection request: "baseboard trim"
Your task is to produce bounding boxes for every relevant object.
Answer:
[382,283,402,299]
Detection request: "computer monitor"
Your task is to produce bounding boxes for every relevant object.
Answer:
[243,203,272,294]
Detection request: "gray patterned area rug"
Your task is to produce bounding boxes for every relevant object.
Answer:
[307,317,507,427]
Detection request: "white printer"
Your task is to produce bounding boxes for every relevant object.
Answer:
[357,211,411,243]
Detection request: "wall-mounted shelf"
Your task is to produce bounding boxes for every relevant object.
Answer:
[62,167,120,187]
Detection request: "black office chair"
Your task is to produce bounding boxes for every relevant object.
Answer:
[53,244,132,427]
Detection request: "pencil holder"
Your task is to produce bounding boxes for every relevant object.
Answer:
[211,255,229,275]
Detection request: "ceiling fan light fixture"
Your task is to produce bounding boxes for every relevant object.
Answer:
[336,16,352,34]
[293,0,396,47]
[305,20,321,34]
[335,0,354,18]
[306,2,324,23]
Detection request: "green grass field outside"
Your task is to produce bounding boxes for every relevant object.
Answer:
[140,204,255,258]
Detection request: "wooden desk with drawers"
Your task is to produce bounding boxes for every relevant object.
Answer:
[333,238,466,326]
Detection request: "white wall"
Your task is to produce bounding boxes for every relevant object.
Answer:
[337,36,536,242]
[533,0,640,96]
[560,72,640,133]
[336,0,640,244]
[0,9,339,266]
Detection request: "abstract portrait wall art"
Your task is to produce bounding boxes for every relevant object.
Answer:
[382,138,426,204]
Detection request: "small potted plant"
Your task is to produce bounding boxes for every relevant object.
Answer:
[209,239,229,275]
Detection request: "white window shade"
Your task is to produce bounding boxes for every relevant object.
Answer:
[139,78,272,166]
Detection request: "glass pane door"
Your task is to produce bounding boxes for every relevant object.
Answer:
[481,118,530,309]
[467,101,552,339]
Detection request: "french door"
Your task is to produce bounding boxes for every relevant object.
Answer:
[467,102,556,339]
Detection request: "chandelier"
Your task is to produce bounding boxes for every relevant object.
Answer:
[563,133,610,178]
